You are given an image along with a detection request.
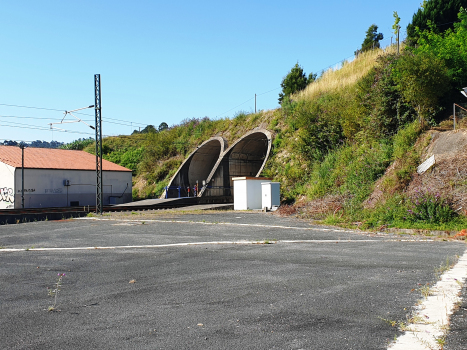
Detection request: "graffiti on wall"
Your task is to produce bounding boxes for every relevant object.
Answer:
[0,187,14,203]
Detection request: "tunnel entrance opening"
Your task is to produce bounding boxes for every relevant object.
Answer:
[203,131,271,197]
[165,138,226,198]
[164,130,272,199]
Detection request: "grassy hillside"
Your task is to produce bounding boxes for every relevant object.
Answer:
[70,37,467,232]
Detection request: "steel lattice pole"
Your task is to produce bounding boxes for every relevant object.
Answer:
[94,74,103,214]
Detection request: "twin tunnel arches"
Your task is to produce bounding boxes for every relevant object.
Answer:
[164,129,272,199]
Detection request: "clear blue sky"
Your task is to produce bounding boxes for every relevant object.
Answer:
[1,0,422,143]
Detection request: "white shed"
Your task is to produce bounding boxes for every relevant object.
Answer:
[232,177,272,210]
[0,146,132,209]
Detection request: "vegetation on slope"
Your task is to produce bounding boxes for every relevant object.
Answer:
[62,7,467,232]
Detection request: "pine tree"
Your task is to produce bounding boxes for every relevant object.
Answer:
[359,24,384,53]
[278,63,309,104]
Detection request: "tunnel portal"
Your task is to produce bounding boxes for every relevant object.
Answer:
[164,130,272,199]
[165,137,227,198]
[203,130,272,197]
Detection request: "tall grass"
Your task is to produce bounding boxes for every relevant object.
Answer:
[306,141,392,211]
[294,46,399,102]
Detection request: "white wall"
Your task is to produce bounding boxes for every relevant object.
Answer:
[0,162,15,209]
[233,178,271,210]
[12,169,132,209]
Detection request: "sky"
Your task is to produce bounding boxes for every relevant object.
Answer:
[1,0,423,144]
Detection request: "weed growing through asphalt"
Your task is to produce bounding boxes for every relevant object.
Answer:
[47,273,65,312]
[435,256,457,280]
[435,334,447,349]
[418,283,432,299]
[379,317,411,332]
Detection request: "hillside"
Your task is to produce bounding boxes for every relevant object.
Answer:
[71,22,467,232]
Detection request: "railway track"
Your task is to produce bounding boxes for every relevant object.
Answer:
[0,197,204,225]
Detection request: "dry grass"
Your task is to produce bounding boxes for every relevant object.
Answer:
[294,45,399,102]
[274,195,347,219]
[406,154,467,214]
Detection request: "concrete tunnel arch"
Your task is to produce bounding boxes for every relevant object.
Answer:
[164,137,227,198]
[201,129,272,197]
[164,129,273,199]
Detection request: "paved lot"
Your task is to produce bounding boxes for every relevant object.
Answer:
[0,212,466,349]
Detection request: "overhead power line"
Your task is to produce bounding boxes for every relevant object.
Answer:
[0,103,64,112]
[0,103,147,127]
[0,122,104,137]
[217,97,254,118]
[0,113,146,128]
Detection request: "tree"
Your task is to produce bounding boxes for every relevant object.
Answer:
[158,122,168,131]
[307,72,317,84]
[140,125,157,134]
[406,0,467,45]
[60,138,94,150]
[3,140,18,146]
[392,11,401,36]
[358,24,384,53]
[414,8,467,88]
[393,12,401,53]
[278,63,309,104]
[393,52,451,125]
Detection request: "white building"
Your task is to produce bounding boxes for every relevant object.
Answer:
[0,146,132,209]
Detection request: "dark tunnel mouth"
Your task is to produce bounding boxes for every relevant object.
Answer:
[165,137,226,198]
[164,130,272,199]
[203,130,272,197]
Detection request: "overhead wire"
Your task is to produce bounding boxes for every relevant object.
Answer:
[0,103,148,127]
[0,103,64,112]
[216,96,255,118]
[0,113,146,128]
[0,120,105,137]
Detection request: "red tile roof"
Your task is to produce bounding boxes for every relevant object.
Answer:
[0,146,131,172]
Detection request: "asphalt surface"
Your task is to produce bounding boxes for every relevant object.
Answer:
[0,211,466,350]
[445,284,467,350]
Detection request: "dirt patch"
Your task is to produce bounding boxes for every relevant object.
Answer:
[424,129,467,159]
[405,154,467,214]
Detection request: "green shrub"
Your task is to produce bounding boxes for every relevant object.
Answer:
[354,54,414,140]
[149,159,182,184]
[306,141,392,213]
[393,51,451,125]
[392,121,422,159]
[406,189,456,224]
[104,147,144,172]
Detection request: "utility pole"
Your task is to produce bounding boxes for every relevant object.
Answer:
[20,144,24,208]
[397,25,400,55]
[255,94,257,113]
[94,74,103,215]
